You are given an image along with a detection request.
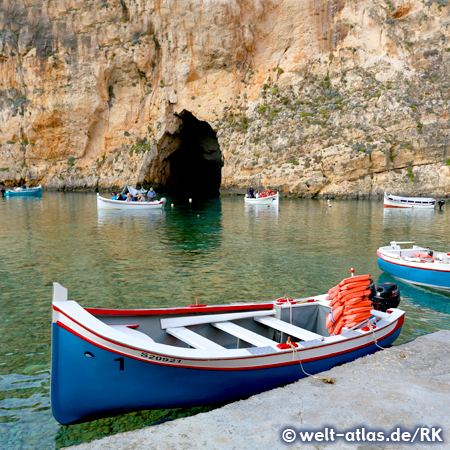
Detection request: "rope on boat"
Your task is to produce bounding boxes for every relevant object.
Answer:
[368,321,385,351]
[287,339,336,385]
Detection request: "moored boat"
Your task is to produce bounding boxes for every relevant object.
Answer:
[244,192,279,205]
[383,192,439,209]
[51,277,404,424]
[377,241,450,291]
[96,193,166,210]
[4,185,42,197]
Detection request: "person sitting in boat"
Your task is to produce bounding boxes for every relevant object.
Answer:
[125,193,133,202]
[111,192,117,200]
[266,188,272,196]
[137,193,145,202]
[116,193,125,201]
[148,188,156,201]
[247,186,255,198]
[255,191,261,198]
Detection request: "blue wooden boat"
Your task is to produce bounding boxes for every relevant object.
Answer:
[377,241,450,291]
[4,185,42,197]
[51,279,404,425]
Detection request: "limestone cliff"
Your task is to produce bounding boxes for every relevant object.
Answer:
[1,0,450,197]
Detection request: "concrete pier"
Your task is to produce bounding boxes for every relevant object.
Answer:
[68,331,449,449]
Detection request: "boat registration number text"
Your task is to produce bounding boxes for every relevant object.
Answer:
[140,352,182,364]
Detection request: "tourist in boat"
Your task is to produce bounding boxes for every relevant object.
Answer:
[111,192,117,200]
[125,193,133,202]
[116,193,125,201]
[148,188,156,201]
[137,193,145,202]
[248,186,255,198]
[256,191,261,198]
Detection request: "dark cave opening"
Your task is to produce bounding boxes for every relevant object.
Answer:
[163,111,223,198]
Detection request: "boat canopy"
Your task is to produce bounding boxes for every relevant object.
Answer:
[121,185,147,196]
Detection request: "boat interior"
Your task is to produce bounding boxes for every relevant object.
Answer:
[382,243,450,263]
[92,301,390,351]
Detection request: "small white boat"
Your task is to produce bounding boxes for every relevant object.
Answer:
[97,194,166,210]
[383,192,436,209]
[378,241,450,291]
[244,192,279,205]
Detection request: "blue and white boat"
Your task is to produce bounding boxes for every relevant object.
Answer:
[4,185,42,197]
[51,281,404,424]
[377,241,450,291]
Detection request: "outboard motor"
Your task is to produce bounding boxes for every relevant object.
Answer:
[372,283,400,312]
[438,200,445,210]
[1,188,5,198]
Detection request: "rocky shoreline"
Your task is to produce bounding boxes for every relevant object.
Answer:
[1,0,450,197]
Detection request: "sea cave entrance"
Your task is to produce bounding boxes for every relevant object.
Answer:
[163,111,223,198]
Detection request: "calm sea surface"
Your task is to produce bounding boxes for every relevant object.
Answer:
[1,192,450,449]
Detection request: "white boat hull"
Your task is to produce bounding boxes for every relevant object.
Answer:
[97,194,166,210]
[384,193,435,209]
[244,193,279,205]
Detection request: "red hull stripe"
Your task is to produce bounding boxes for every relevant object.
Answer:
[377,251,450,273]
[83,303,275,316]
[55,310,404,369]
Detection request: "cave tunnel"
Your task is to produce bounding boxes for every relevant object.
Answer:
[163,111,223,198]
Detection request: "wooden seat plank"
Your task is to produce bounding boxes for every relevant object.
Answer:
[254,317,322,341]
[212,321,278,348]
[160,309,275,330]
[166,327,225,350]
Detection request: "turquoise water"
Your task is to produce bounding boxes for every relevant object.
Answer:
[1,193,449,449]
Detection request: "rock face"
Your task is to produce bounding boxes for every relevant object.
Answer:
[1,0,450,197]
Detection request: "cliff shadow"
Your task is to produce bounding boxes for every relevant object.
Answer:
[161,111,223,199]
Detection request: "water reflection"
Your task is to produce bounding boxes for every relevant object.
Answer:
[161,198,223,258]
[378,272,450,314]
[244,203,279,222]
[382,207,437,228]
[97,209,166,227]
